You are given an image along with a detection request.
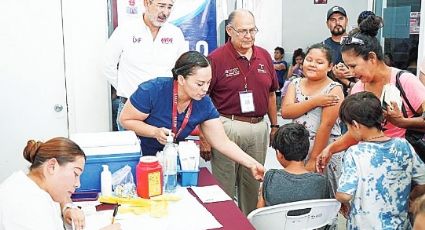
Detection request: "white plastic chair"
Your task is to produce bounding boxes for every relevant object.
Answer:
[247,199,341,230]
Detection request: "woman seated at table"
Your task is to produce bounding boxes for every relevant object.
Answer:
[120,51,264,180]
[316,14,425,171]
[0,137,120,230]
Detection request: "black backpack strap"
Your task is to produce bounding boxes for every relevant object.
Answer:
[395,70,420,118]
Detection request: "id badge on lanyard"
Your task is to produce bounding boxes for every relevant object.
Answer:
[239,90,255,113]
[227,48,256,114]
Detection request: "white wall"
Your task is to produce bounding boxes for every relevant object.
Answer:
[280,0,369,62]
[216,0,283,56]
[244,0,283,55]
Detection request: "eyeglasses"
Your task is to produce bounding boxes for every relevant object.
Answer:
[150,2,173,11]
[229,26,259,37]
[340,36,365,46]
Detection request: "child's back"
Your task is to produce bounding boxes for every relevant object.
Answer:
[258,122,333,209]
[263,169,331,206]
[339,138,425,228]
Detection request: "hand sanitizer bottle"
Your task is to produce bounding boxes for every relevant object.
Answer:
[163,131,177,193]
[101,165,112,196]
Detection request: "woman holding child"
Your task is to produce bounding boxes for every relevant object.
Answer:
[317,14,425,171]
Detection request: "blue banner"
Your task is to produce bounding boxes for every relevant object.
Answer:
[170,0,217,56]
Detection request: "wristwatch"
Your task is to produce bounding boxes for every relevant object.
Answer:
[270,124,279,128]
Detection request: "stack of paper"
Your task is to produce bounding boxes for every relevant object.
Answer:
[191,185,232,203]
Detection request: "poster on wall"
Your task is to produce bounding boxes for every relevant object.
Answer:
[410,12,420,34]
[170,0,217,55]
[113,0,217,56]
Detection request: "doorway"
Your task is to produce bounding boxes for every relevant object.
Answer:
[0,0,69,180]
[376,0,422,74]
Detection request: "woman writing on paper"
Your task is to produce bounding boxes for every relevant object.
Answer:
[317,15,425,171]
[120,51,264,181]
[0,137,120,230]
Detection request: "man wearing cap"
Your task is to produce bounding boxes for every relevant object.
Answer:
[324,6,354,96]
[104,0,187,130]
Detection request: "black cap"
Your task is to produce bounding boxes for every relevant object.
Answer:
[327,6,347,20]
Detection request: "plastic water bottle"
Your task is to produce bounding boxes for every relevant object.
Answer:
[101,165,112,196]
[163,131,177,193]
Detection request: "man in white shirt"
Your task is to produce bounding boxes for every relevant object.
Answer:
[104,0,187,130]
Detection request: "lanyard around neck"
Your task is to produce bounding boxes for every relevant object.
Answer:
[172,80,193,141]
[227,47,255,91]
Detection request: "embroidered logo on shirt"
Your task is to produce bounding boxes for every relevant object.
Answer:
[161,37,173,44]
[133,36,142,43]
[224,68,240,77]
[257,64,266,73]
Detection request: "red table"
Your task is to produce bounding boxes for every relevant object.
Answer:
[188,168,255,230]
[93,167,255,229]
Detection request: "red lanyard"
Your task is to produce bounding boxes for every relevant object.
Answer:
[172,80,193,141]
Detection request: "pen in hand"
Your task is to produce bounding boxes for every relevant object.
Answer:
[111,204,120,224]
[68,205,82,230]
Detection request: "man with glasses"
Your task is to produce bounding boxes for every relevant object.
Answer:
[323,6,355,96]
[104,0,187,131]
[207,9,279,215]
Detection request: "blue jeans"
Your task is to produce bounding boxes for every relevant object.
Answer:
[116,98,126,131]
[111,97,120,131]
[275,91,282,111]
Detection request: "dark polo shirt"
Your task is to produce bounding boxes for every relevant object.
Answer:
[208,41,278,117]
[323,37,342,64]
